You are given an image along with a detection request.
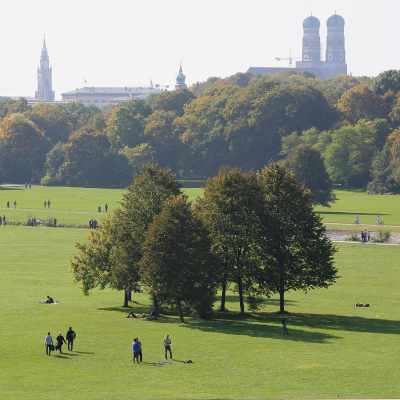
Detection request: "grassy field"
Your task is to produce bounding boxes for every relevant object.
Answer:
[2,186,400,231]
[316,190,400,230]
[0,186,201,226]
[1,225,400,399]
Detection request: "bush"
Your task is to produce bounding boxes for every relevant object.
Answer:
[373,231,391,243]
[347,233,361,242]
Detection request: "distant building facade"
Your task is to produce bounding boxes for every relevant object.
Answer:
[248,14,347,80]
[61,86,166,108]
[35,39,55,101]
[175,65,187,90]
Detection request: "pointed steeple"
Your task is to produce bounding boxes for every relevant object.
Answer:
[175,63,187,90]
[35,37,55,101]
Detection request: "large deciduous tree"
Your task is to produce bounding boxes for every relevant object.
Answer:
[0,113,48,183]
[195,168,264,313]
[141,196,217,321]
[337,84,385,123]
[71,164,181,307]
[44,130,131,187]
[374,70,400,95]
[107,100,151,148]
[283,145,334,206]
[257,164,337,313]
[29,103,73,145]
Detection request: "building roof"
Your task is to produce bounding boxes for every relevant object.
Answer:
[62,86,164,96]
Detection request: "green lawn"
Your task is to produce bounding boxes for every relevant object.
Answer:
[1,225,400,399]
[316,190,400,228]
[3,186,400,232]
[0,186,202,226]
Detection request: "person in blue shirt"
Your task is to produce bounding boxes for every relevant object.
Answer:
[132,338,140,363]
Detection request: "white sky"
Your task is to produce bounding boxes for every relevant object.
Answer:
[0,0,399,98]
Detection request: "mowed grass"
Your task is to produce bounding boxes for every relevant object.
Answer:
[316,190,400,229]
[1,226,400,399]
[0,186,202,226]
[3,185,400,231]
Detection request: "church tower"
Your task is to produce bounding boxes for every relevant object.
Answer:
[35,38,55,101]
[301,16,321,67]
[325,14,347,75]
[175,64,187,90]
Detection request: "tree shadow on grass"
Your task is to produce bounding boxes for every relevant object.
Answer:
[224,295,297,306]
[98,305,182,324]
[252,312,400,335]
[98,305,149,314]
[183,311,400,343]
[316,211,389,217]
[184,317,337,343]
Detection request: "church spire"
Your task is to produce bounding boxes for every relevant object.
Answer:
[35,37,55,101]
[175,63,187,90]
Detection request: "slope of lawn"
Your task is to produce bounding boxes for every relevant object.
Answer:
[1,225,400,399]
[316,190,400,228]
[0,186,202,226]
[3,186,400,231]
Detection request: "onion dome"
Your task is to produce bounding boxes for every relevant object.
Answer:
[327,14,345,28]
[303,15,320,29]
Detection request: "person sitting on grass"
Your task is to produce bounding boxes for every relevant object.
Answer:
[132,338,140,364]
[44,332,54,356]
[164,334,173,360]
[55,333,66,353]
[45,296,54,304]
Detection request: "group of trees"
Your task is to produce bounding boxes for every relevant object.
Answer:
[2,69,400,192]
[72,164,337,320]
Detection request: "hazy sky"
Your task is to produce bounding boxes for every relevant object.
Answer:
[1,0,399,98]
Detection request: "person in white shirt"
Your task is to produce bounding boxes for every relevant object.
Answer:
[44,332,53,356]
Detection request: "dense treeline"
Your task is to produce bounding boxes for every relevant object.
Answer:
[2,69,400,192]
[72,164,337,318]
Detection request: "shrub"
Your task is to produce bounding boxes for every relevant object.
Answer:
[373,231,391,243]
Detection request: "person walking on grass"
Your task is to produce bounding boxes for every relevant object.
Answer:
[66,327,76,351]
[137,338,143,362]
[56,333,66,353]
[44,332,54,356]
[164,334,173,360]
[132,338,140,364]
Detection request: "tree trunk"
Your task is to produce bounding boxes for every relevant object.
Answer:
[238,276,245,314]
[279,259,285,314]
[177,300,184,322]
[123,289,129,308]
[220,278,227,312]
[152,292,160,317]
[127,290,132,302]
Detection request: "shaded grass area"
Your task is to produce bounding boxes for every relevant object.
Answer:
[2,227,400,399]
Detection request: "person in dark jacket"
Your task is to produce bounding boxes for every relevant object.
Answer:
[66,327,77,351]
[55,333,66,353]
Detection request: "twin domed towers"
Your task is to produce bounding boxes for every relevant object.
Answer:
[247,13,347,80]
[297,14,347,78]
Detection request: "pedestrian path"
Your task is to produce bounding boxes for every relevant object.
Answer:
[333,240,399,246]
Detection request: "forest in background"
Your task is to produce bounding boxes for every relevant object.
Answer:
[1,70,400,196]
